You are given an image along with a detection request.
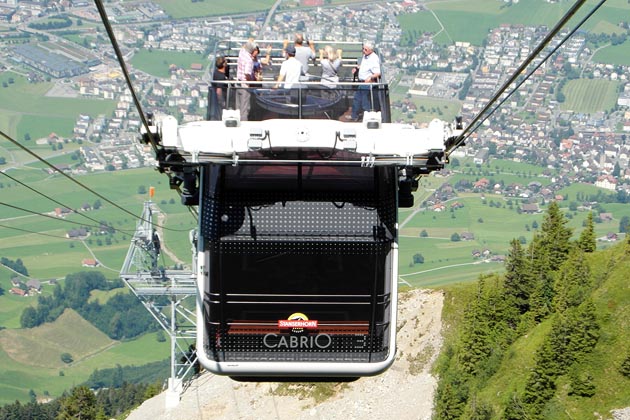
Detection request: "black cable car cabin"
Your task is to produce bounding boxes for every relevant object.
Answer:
[147,39,460,377]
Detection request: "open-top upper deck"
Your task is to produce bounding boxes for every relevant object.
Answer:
[144,39,462,170]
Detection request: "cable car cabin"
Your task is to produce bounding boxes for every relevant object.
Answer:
[143,40,462,378]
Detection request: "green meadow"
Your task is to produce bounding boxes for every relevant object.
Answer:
[0,167,196,279]
[153,0,275,19]
[397,165,630,287]
[390,95,462,124]
[0,72,115,142]
[398,0,630,46]
[560,78,619,113]
[593,40,630,66]
[131,50,208,79]
[399,0,571,46]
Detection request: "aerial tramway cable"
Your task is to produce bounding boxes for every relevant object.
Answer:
[0,201,135,234]
[0,223,70,239]
[446,0,599,157]
[93,0,196,215]
[92,0,158,156]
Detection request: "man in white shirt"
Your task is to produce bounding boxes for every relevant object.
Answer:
[275,44,303,89]
[346,41,382,121]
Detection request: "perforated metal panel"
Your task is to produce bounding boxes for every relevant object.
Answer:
[199,163,397,364]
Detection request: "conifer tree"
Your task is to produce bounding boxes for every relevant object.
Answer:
[57,386,99,420]
[458,278,492,375]
[567,300,600,363]
[539,200,573,269]
[467,396,493,420]
[619,350,630,377]
[503,238,531,315]
[526,234,554,321]
[553,248,592,312]
[503,393,527,420]
[434,370,469,419]
[568,367,596,397]
[522,337,558,417]
[578,212,596,252]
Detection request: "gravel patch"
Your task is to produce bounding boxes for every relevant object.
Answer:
[127,289,444,420]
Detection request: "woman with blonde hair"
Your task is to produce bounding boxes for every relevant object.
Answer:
[319,45,342,88]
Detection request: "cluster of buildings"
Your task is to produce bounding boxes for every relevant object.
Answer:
[1,0,629,195]
[9,278,42,297]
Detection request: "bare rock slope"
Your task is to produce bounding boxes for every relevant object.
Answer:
[127,289,444,420]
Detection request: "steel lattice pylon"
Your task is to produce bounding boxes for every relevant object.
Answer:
[120,200,198,408]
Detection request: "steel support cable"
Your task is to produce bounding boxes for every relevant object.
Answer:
[0,223,69,239]
[92,0,158,156]
[452,0,608,153]
[0,201,126,231]
[453,0,609,154]
[445,0,592,157]
[1,170,136,234]
[0,129,190,232]
[0,200,135,235]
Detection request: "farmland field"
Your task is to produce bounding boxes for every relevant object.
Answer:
[560,78,619,113]
[131,50,209,79]
[154,0,275,19]
[404,0,572,45]
[0,167,195,279]
[398,0,629,46]
[593,40,630,66]
[390,96,461,124]
[0,72,115,144]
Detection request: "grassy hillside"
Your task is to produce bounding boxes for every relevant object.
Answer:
[0,309,169,405]
[436,238,630,419]
[0,167,191,404]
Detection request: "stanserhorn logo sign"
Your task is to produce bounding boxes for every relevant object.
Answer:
[277,312,318,333]
[263,312,332,349]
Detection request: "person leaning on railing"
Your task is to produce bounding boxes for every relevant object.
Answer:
[346,41,381,122]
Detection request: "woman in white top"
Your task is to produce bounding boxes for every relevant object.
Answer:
[319,45,343,88]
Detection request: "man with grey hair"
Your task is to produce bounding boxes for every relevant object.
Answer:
[236,40,256,121]
[294,33,315,79]
[346,41,382,121]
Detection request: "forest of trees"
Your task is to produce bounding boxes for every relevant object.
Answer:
[0,257,28,276]
[0,359,170,419]
[0,381,163,420]
[19,271,158,340]
[434,203,607,419]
